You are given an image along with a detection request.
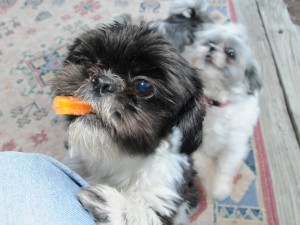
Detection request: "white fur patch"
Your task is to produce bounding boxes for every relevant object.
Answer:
[67,127,193,224]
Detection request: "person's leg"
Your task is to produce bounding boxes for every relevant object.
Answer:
[0,151,96,225]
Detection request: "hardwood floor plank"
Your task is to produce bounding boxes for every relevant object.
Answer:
[256,0,300,144]
[233,0,300,224]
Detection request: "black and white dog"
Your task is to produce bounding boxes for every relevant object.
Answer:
[52,0,208,224]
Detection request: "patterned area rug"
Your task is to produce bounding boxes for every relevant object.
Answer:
[0,0,279,224]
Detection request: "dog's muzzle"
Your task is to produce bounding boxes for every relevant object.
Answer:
[92,75,117,95]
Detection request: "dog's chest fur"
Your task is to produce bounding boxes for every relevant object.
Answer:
[201,93,260,157]
[66,124,189,190]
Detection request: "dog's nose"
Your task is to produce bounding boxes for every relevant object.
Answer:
[91,75,117,94]
[208,43,216,53]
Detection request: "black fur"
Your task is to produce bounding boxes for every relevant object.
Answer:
[162,8,211,52]
[180,159,199,210]
[245,61,262,95]
[157,159,199,224]
[52,21,204,156]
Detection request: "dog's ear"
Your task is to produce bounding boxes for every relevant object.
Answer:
[64,38,84,65]
[176,91,205,155]
[245,60,262,94]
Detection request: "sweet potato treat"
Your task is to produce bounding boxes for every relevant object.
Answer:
[53,96,92,115]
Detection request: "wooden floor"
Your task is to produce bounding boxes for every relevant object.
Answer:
[233,0,300,224]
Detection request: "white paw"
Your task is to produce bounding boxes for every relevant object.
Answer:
[212,175,232,201]
[78,185,112,223]
[78,185,166,225]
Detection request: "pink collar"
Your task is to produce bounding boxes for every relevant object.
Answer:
[201,96,230,108]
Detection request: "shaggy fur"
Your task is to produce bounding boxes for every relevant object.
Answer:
[153,0,211,52]
[51,0,208,224]
[184,23,262,200]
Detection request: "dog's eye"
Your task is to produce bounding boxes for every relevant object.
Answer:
[225,48,236,60]
[135,80,153,97]
[75,57,89,65]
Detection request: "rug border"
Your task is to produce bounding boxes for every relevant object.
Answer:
[253,122,280,225]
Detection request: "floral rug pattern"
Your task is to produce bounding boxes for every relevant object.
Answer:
[0,0,278,224]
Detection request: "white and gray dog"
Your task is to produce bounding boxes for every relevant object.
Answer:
[52,0,209,224]
[185,23,262,200]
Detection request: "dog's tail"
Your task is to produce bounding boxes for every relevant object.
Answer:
[154,0,211,52]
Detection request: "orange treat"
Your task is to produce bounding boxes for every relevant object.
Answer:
[53,96,92,115]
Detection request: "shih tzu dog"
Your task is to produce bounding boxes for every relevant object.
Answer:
[184,23,262,200]
[52,0,208,224]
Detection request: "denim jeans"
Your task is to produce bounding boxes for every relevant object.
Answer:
[0,152,96,225]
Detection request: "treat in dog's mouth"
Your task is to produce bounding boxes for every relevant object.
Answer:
[53,96,92,115]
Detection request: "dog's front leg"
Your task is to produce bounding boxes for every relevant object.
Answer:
[78,184,180,225]
[212,143,249,201]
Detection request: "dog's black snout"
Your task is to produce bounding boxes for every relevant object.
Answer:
[209,43,216,53]
[92,75,117,94]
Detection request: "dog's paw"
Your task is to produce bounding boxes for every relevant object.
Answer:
[78,185,111,223]
[78,184,173,225]
[212,175,232,201]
